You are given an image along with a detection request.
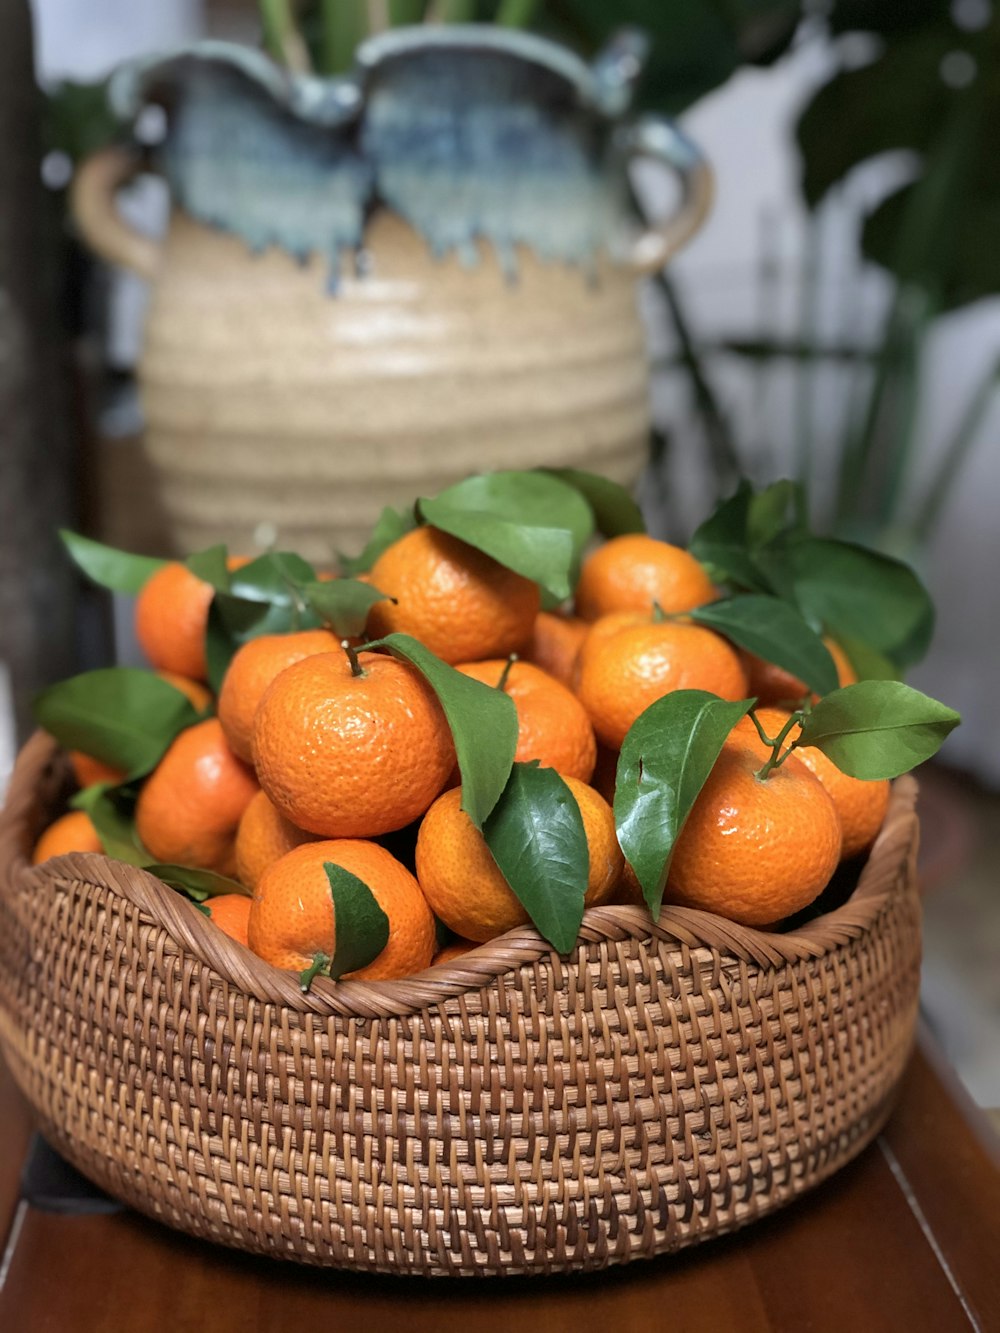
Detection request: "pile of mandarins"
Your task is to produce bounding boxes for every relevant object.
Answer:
[29,471,956,986]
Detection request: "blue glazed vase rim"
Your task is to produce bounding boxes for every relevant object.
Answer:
[108,26,647,129]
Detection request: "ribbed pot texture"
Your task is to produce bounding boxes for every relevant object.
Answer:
[0,734,921,1275]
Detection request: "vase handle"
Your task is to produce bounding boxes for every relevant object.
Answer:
[617,115,714,275]
[70,145,162,281]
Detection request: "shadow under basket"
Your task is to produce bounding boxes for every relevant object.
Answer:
[0,734,922,1277]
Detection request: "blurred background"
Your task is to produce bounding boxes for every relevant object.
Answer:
[1,0,996,1113]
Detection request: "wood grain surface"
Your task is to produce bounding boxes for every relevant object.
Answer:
[1,1028,997,1333]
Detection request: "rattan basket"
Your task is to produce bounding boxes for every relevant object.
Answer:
[0,732,921,1276]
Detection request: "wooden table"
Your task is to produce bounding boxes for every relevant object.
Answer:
[0,1026,996,1333]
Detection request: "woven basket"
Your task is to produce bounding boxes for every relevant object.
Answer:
[0,732,921,1276]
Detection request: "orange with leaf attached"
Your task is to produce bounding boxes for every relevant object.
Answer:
[575,535,715,621]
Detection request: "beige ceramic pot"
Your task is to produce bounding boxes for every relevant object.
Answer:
[72,30,713,562]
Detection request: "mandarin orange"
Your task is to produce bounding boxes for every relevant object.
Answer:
[205,893,252,947]
[234,789,318,890]
[368,526,539,664]
[32,810,103,864]
[522,611,589,689]
[575,534,715,621]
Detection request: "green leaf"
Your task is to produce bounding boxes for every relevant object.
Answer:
[747,480,804,548]
[185,544,231,591]
[615,690,753,916]
[419,470,592,600]
[60,530,166,594]
[34,668,201,778]
[542,467,646,537]
[786,536,935,669]
[836,634,902,684]
[337,505,416,576]
[71,782,149,865]
[797,681,960,780]
[482,763,588,953]
[325,861,390,978]
[688,484,772,592]
[300,578,390,639]
[150,864,249,900]
[690,595,839,697]
[366,632,517,828]
[206,551,323,690]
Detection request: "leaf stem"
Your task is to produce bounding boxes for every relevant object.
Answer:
[341,639,365,677]
[496,653,518,692]
[752,708,804,781]
[299,952,332,992]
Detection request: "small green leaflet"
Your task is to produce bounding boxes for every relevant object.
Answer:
[483,763,589,954]
[325,862,389,979]
[541,467,646,537]
[300,578,390,639]
[366,633,517,828]
[796,681,960,779]
[337,504,416,576]
[615,691,753,916]
[60,530,166,594]
[746,479,805,548]
[690,594,839,697]
[34,668,201,779]
[418,470,592,601]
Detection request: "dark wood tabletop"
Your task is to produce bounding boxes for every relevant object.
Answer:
[0,1024,996,1333]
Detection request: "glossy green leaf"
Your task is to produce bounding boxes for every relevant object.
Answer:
[615,690,753,915]
[206,551,323,690]
[185,544,231,591]
[150,864,249,900]
[337,504,416,576]
[419,470,591,600]
[60,530,166,594]
[325,861,390,978]
[690,595,839,697]
[797,681,960,779]
[687,484,772,592]
[836,634,902,683]
[542,467,646,537]
[366,632,517,828]
[483,762,588,953]
[300,578,390,639]
[71,782,148,865]
[786,536,935,668]
[747,480,804,548]
[34,668,201,778]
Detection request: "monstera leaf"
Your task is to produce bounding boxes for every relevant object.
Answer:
[797,4,999,310]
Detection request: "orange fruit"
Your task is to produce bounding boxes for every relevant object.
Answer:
[415,778,622,943]
[666,733,841,927]
[205,893,251,947]
[738,708,889,859]
[742,637,857,707]
[368,526,540,665]
[158,671,214,712]
[455,658,596,782]
[571,610,647,689]
[575,535,715,621]
[135,556,247,682]
[577,621,749,750]
[32,810,103,864]
[218,628,340,763]
[522,611,589,689]
[432,939,477,966]
[234,789,318,890]
[248,839,435,980]
[253,648,454,838]
[68,751,124,789]
[135,718,258,875]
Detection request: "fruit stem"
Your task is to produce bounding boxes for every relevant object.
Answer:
[299,951,331,992]
[752,708,804,782]
[341,639,365,677]
[652,601,688,624]
[496,653,518,692]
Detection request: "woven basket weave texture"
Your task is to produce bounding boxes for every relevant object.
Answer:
[0,734,922,1275]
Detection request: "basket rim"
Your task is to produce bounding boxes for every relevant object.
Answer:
[0,730,919,1019]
